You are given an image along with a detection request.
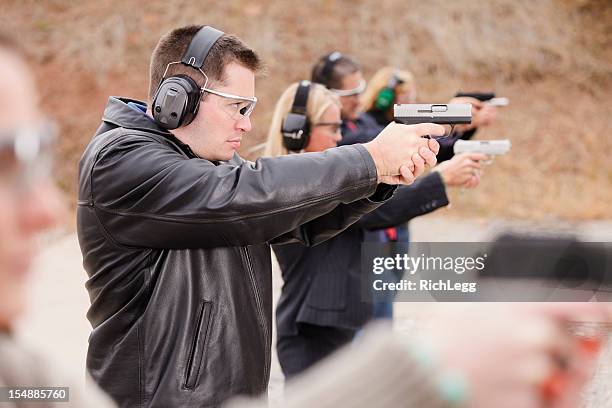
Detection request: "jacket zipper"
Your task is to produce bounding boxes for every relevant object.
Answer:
[241,246,271,390]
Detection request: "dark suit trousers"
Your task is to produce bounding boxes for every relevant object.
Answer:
[277,323,356,380]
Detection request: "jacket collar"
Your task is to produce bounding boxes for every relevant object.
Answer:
[102,96,200,158]
[102,97,170,137]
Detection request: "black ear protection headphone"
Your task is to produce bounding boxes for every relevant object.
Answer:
[315,51,343,88]
[152,26,224,130]
[281,80,312,152]
[374,71,404,111]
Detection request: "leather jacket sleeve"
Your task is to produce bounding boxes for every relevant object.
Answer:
[89,134,381,249]
[271,184,396,246]
[357,171,449,230]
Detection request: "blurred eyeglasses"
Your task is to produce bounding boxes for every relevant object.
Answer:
[329,79,366,97]
[0,121,56,193]
[313,121,342,134]
[203,87,258,120]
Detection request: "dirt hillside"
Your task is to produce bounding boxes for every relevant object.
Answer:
[2,0,611,219]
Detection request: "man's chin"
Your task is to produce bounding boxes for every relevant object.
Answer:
[225,148,237,160]
[193,148,235,162]
[216,150,236,162]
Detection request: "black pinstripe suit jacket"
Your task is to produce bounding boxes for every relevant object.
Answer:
[273,172,449,336]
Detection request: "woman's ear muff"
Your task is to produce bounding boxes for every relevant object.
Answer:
[374,72,402,111]
[374,87,395,111]
[281,80,312,152]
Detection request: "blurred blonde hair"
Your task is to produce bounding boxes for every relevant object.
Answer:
[264,82,340,157]
[361,67,416,113]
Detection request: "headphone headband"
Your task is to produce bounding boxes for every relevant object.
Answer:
[181,26,224,69]
[291,80,311,115]
[387,70,404,89]
[320,51,342,85]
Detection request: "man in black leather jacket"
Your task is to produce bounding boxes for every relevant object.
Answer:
[77,25,442,407]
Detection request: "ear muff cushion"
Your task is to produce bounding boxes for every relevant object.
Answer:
[375,87,395,111]
[281,112,310,151]
[152,75,201,130]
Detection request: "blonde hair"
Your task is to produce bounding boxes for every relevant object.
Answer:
[360,67,416,113]
[264,82,340,157]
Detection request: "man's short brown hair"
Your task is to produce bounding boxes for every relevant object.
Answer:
[148,25,263,101]
[311,53,360,89]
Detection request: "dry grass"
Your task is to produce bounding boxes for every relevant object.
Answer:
[2,0,610,219]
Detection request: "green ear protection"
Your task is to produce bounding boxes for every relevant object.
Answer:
[374,72,403,111]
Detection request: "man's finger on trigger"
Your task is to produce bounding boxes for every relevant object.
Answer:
[413,123,445,138]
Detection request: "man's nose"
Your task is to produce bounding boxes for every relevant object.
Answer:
[19,180,65,235]
[236,115,252,132]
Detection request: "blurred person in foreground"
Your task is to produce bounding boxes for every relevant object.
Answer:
[0,32,114,407]
[310,55,486,321]
[228,303,608,408]
[77,24,442,407]
[265,81,484,379]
